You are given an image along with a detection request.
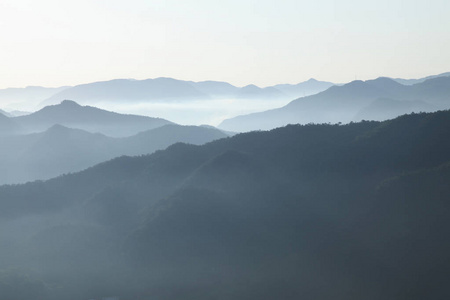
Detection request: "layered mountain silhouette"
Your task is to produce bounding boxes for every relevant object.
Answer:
[12,100,172,137]
[188,80,239,97]
[6,110,31,117]
[273,78,335,98]
[0,109,12,117]
[0,123,228,184]
[235,84,286,99]
[39,78,211,107]
[37,78,335,108]
[2,72,448,118]
[0,113,22,135]
[0,86,69,110]
[392,71,450,85]
[219,77,450,132]
[353,97,435,121]
[0,110,449,299]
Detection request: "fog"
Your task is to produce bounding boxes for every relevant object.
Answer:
[53,97,294,126]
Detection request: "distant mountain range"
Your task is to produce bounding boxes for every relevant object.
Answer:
[38,78,335,108]
[0,86,69,110]
[0,109,30,117]
[0,109,12,117]
[11,100,173,137]
[0,123,228,184]
[219,76,450,132]
[273,78,335,98]
[391,71,450,85]
[39,78,211,107]
[0,78,334,112]
[0,110,449,299]
[1,73,448,127]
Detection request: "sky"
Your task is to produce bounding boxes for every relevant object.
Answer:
[0,0,450,89]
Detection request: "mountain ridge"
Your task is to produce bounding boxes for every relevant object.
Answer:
[219,76,450,132]
[0,123,228,184]
[13,100,173,137]
[37,77,336,108]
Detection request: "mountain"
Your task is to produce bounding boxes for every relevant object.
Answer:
[38,78,334,108]
[39,78,211,107]
[273,78,335,98]
[0,86,69,109]
[219,79,390,132]
[32,78,336,126]
[0,109,12,117]
[1,125,115,184]
[116,124,229,157]
[364,76,410,96]
[219,77,450,132]
[6,110,31,117]
[13,100,173,137]
[409,75,450,104]
[0,110,449,299]
[236,84,286,99]
[0,123,228,184]
[0,113,22,135]
[392,71,450,85]
[189,80,239,98]
[190,79,334,100]
[353,97,436,121]
[191,81,289,100]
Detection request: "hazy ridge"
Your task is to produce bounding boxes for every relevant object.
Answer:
[219,76,450,132]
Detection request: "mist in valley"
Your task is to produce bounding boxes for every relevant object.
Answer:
[1,0,450,299]
[1,75,450,300]
[91,97,295,126]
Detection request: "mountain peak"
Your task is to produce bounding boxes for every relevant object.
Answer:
[347,80,366,86]
[242,84,260,90]
[368,77,402,85]
[60,100,81,107]
[47,123,71,132]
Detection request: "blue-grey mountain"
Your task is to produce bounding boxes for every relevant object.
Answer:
[392,71,450,85]
[38,78,335,108]
[0,113,22,136]
[13,100,173,137]
[219,77,450,132]
[273,78,335,98]
[0,86,69,109]
[0,123,228,184]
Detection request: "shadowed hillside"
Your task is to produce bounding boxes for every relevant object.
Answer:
[0,124,228,184]
[0,110,449,299]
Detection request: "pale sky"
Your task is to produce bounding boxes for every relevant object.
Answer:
[0,0,449,89]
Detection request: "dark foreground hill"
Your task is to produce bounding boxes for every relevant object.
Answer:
[0,110,450,300]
